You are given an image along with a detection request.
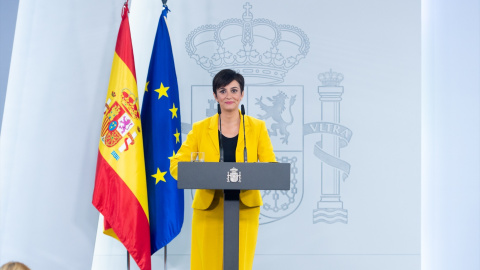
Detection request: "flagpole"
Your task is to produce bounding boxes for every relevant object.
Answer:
[122,6,131,270]
[164,245,167,270]
[127,251,130,270]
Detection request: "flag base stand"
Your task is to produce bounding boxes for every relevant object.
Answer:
[127,251,130,270]
[164,245,168,270]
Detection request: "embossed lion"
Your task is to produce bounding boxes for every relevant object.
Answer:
[255,91,296,144]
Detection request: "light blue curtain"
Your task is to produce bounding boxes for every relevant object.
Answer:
[0,1,119,269]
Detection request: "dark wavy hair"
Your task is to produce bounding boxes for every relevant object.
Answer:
[212,69,245,95]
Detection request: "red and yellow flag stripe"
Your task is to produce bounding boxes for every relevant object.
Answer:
[92,4,151,270]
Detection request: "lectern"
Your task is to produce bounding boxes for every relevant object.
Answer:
[177,162,290,270]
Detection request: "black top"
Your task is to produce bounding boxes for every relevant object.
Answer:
[219,132,240,198]
[219,131,238,162]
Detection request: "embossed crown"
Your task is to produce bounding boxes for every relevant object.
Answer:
[185,2,309,85]
[318,69,344,86]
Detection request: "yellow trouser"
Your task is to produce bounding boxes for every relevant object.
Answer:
[191,190,260,270]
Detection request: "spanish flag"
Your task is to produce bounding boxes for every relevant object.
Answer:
[92,3,151,270]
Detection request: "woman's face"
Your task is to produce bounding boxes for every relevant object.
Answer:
[214,80,244,113]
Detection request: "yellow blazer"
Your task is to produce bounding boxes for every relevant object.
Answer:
[170,112,276,209]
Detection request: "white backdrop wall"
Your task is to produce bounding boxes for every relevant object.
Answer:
[94,0,421,269]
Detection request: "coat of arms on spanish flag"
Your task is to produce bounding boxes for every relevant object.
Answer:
[92,2,151,270]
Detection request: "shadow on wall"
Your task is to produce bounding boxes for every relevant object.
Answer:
[0,0,19,132]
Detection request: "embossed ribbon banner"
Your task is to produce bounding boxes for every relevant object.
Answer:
[92,3,151,270]
[92,0,421,269]
[305,122,352,180]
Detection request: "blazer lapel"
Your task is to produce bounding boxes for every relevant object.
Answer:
[208,114,220,155]
[237,113,252,162]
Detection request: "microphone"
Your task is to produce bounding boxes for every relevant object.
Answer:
[241,104,247,163]
[218,104,224,162]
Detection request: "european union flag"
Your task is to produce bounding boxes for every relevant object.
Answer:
[141,6,183,254]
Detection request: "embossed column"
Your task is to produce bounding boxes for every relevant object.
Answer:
[317,87,343,204]
[313,69,348,224]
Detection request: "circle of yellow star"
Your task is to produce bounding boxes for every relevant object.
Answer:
[168,150,176,160]
[173,129,180,143]
[169,103,179,119]
[152,168,167,184]
[154,83,169,99]
[145,81,149,92]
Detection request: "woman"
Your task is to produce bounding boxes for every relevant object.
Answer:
[170,69,276,269]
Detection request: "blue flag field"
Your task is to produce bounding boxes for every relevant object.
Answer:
[141,5,184,254]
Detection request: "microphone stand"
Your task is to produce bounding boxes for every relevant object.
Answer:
[218,104,224,162]
[241,104,247,163]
